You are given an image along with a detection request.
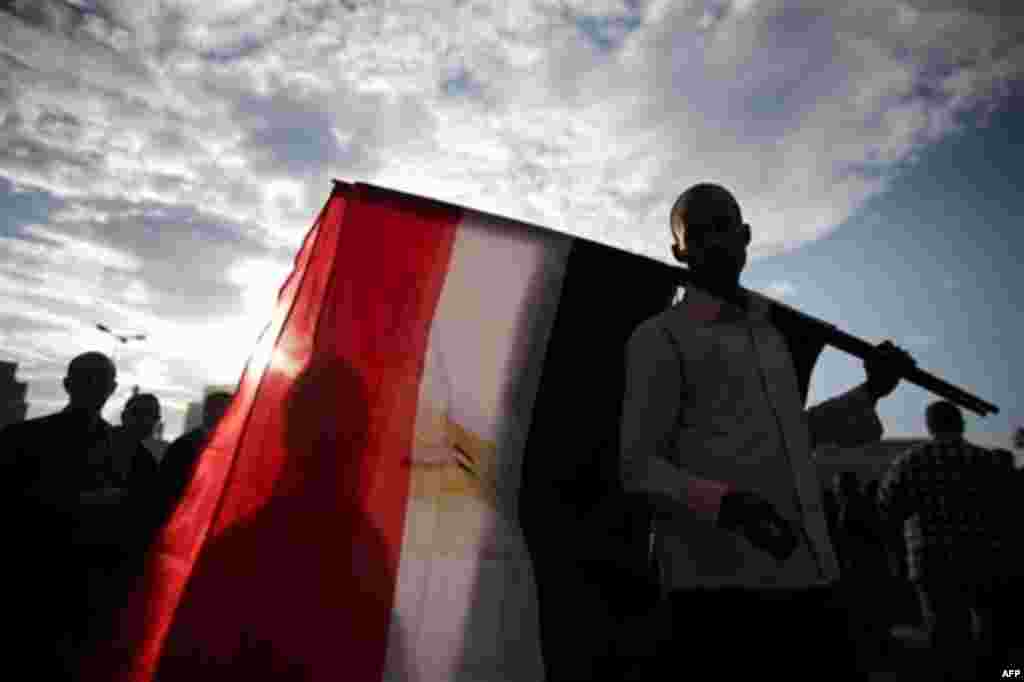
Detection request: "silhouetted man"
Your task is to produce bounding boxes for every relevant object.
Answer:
[833,471,861,573]
[82,393,166,642]
[619,183,913,679]
[109,393,161,488]
[0,351,121,674]
[879,401,1015,680]
[838,472,884,574]
[157,391,234,522]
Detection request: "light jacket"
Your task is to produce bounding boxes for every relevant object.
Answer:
[620,285,883,590]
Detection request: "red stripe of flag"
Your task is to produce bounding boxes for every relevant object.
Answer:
[84,188,343,680]
[89,183,459,680]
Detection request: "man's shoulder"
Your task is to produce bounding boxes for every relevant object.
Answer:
[166,429,206,457]
[109,424,132,441]
[902,439,999,465]
[161,429,207,476]
[628,312,671,344]
[19,411,67,428]
[927,439,994,459]
[630,300,713,336]
[891,442,931,470]
[170,428,204,447]
[144,438,169,459]
[0,411,66,441]
[905,440,933,455]
[131,441,159,475]
[964,443,1015,470]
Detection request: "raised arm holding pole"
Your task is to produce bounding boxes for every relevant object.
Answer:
[659,262,998,418]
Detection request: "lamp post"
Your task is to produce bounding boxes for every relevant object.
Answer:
[95,324,147,347]
[95,323,147,396]
[95,324,147,360]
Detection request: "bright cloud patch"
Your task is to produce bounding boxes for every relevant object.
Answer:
[226,255,292,330]
[0,0,1021,436]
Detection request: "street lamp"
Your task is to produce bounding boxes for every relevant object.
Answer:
[95,322,151,431]
[95,322,147,386]
[96,323,147,345]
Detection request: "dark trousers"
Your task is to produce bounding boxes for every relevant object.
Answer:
[915,576,1018,681]
[7,555,83,679]
[621,584,865,681]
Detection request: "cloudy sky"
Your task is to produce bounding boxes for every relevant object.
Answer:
[0,0,1021,456]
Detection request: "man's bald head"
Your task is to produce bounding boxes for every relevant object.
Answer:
[203,391,234,431]
[122,392,161,440]
[64,351,117,414]
[926,400,965,438]
[670,183,743,243]
[68,351,116,378]
[669,182,751,291]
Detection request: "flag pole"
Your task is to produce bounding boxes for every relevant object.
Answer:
[330,180,997,417]
[663,263,999,417]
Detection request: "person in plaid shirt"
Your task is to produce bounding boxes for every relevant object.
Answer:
[878,400,1014,680]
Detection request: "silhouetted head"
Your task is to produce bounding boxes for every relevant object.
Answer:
[926,400,965,439]
[63,351,117,415]
[202,391,234,432]
[670,183,752,292]
[122,392,161,441]
[282,357,370,500]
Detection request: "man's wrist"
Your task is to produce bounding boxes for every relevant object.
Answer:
[860,380,883,403]
[686,478,732,525]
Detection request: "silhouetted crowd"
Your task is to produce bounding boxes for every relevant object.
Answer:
[0,351,232,677]
[2,348,1021,680]
[819,405,1023,679]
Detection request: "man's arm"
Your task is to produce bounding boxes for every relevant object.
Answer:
[130,442,160,489]
[806,383,883,451]
[808,340,916,452]
[620,320,729,524]
[150,432,203,527]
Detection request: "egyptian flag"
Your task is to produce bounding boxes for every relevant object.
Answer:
[87,181,822,681]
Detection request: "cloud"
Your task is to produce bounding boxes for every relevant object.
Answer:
[0,295,85,330]
[20,223,142,270]
[226,255,293,329]
[1,0,1021,436]
[3,1,1019,250]
[0,188,288,434]
[0,221,143,316]
[117,355,193,396]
